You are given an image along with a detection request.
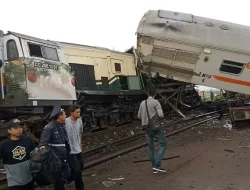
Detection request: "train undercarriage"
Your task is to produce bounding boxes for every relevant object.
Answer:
[0,74,202,142]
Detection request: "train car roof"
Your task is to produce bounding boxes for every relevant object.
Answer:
[7,31,58,47]
[137,10,250,54]
[57,41,134,57]
[5,31,134,56]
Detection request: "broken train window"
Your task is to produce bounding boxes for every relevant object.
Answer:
[219,60,244,75]
[28,43,59,61]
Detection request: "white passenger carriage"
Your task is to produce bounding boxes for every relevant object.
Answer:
[136,10,250,96]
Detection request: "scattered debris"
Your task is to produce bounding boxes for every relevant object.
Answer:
[83,170,99,176]
[224,149,234,153]
[217,138,231,141]
[223,121,232,130]
[102,181,116,187]
[108,177,125,181]
[133,155,180,163]
[238,145,250,148]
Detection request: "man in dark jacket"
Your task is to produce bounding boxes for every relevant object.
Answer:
[39,105,71,190]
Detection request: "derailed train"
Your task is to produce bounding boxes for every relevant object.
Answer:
[0,31,200,140]
[1,9,250,139]
[136,9,250,125]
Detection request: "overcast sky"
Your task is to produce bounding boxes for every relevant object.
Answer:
[2,0,249,52]
[2,0,248,91]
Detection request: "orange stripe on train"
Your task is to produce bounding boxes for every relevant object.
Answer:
[213,75,250,87]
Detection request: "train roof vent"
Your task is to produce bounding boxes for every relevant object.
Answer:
[158,10,194,23]
[220,24,229,30]
[205,21,214,27]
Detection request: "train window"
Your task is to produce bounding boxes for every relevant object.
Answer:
[43,46,59,61]
[115,63,121,72]
[28,43,43,58]
[28,43,59,61]
[7,40,19,61]
[219,60,244,75]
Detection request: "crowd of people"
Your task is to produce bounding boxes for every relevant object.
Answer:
[0,86,168,189]
[0,105,85,190]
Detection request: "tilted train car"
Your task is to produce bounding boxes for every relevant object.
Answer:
[136,9,250,124]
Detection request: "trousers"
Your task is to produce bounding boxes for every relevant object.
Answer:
[68,153,84,190]
[8,180,34,190]
[54,159,71,190]
[145,129,168,167]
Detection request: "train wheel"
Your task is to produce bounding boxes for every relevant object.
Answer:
[90,118,97,128]
[132,110,138,120]
[109,112,121,126]
[99,118,108,128]
[124,113,132,122]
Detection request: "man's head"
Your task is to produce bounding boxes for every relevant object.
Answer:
[50,105,66,123]
[5,118,24,138]
[68,104,81,119]
[148,86,157,98]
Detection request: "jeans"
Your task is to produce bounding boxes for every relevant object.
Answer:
[145,129,168,168]
[68,153,84,190]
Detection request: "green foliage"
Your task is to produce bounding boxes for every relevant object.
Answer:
[5,62,27,95]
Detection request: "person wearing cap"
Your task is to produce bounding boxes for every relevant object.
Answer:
[39,105,71,190]
[0,118,37,190]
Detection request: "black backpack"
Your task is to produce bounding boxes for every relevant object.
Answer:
[29,146,62,187]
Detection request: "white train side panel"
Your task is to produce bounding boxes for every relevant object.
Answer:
[137,10,250,95]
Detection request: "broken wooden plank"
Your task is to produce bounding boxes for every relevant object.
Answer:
[133,155,180,163]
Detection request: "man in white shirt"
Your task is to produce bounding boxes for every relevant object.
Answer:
[65,105,84,190]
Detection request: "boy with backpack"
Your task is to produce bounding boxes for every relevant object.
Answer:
[0,118,37,190]
[138,87,168,173]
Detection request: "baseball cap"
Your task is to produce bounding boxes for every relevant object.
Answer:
[5,118,24,129]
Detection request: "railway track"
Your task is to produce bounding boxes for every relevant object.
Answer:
[0,110,224,187]
[83,111,223,168]
[83,111,220,158]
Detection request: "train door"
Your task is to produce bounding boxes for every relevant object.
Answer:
[94,57,110,90]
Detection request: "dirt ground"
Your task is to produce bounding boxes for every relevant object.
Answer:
[2,117,249,190]
[82,118,250,190]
